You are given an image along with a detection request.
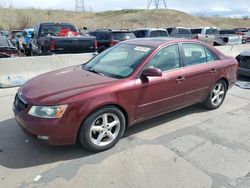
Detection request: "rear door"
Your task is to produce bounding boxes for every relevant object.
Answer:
[180,43,220,106]
[135,44,186,119]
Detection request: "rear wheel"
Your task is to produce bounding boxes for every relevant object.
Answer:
[79,106,126,152]
[204,80,227,109]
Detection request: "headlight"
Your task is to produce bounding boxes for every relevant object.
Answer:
[28,105,68,119]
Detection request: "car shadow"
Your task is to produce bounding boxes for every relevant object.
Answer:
[0,104,207,169]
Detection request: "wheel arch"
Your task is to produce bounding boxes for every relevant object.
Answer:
[76,103,129,143]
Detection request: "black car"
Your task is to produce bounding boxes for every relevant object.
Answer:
[90,29,136,53]
[236,51,250,77]
[0,36,19,58]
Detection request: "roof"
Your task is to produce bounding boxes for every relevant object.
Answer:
[122,37,196,47]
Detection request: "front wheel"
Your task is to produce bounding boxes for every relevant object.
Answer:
[204,80,227,109]
[79,106,126,152]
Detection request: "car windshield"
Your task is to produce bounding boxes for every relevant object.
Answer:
[83,44,153,79]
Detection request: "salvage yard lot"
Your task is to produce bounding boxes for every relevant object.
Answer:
[0,82,250,188]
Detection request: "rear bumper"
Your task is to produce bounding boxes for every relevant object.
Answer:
[238,68,250,77]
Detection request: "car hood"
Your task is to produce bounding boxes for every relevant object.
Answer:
[20,65,118,105]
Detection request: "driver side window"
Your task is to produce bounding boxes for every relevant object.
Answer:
[146,44,180,72]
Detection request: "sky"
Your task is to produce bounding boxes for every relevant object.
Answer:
[1,0,250,17]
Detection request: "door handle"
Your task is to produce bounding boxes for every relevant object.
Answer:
[176,76,185,82]
[210,68,217,73]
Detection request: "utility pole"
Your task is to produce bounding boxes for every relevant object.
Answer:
[147,0,167,9]
[75,0,85,12]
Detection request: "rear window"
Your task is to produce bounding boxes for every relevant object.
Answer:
[190,29,202,34]
[40,24,77,36]
[205,29,219,35]
[92,32,112,40]
[219,30,236,34]
[150,30,168,37]
[177,28,191,34]
[112,32,136,41]
[134,30,148,38]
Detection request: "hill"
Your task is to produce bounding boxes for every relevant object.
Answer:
[0,8,250,30]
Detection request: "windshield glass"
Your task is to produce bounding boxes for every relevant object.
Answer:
[83,44,153,79]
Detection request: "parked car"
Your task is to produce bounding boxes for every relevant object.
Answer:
[11,32,22,49]
[166,27,192,39]
[18,28,34,56]
[90,29,136,53]
[0,30,9,37]
[133,28,169,38]
[0,36,19,58]
[219,29,243,45]
[190,27,225,46]
[13,38,238,152]
[234,28,250,43]
[236,50,250,77]
[30,23,97,55]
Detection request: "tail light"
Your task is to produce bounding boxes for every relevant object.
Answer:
[94,39,98,51]
[110,40,118,47]
[50,39,55,50]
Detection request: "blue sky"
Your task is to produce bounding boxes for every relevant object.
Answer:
[1,0,250,17]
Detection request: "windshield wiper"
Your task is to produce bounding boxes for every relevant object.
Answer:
[87,69,106,77]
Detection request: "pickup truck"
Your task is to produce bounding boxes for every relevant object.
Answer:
[219,29,243,45]
[190,27,225,46]
[30,23,97,55]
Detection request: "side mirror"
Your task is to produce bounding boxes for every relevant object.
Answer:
[142,67,162,77]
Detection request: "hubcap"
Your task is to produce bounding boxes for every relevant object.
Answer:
[89,113,120,147]
[211,83,225,106]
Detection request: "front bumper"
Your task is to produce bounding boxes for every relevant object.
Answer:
[12,96,79,145]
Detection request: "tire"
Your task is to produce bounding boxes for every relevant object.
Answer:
[79,106,126,152]
[204,80,227,110]
[98,46,106,53]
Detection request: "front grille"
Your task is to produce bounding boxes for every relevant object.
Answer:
[14,93,28,113]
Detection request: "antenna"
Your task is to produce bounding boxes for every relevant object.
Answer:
[147,0,167,9]
[75,0,85,11]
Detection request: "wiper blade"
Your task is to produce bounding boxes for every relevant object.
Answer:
[87,68,106,77]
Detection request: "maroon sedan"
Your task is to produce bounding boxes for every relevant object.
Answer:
[13,38,238,152]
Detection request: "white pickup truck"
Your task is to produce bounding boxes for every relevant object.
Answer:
[190,27,225,46]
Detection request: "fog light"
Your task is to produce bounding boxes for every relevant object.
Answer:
[37,136,49,140]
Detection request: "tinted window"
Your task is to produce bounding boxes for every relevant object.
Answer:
[95,32,111,40]
[167,28,173,35]
[183,43,207,66]
[190,29,202,34]
[113,32,136,41]
[219,30,236,34]
[146,44,180,72]
[177,28,191,35]
[161,30,169,37]
[134,30,147,38]
[150,30,162,37]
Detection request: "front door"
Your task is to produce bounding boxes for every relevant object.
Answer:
[135,44,186,120]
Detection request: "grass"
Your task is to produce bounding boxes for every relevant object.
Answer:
[0,8,250,30]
